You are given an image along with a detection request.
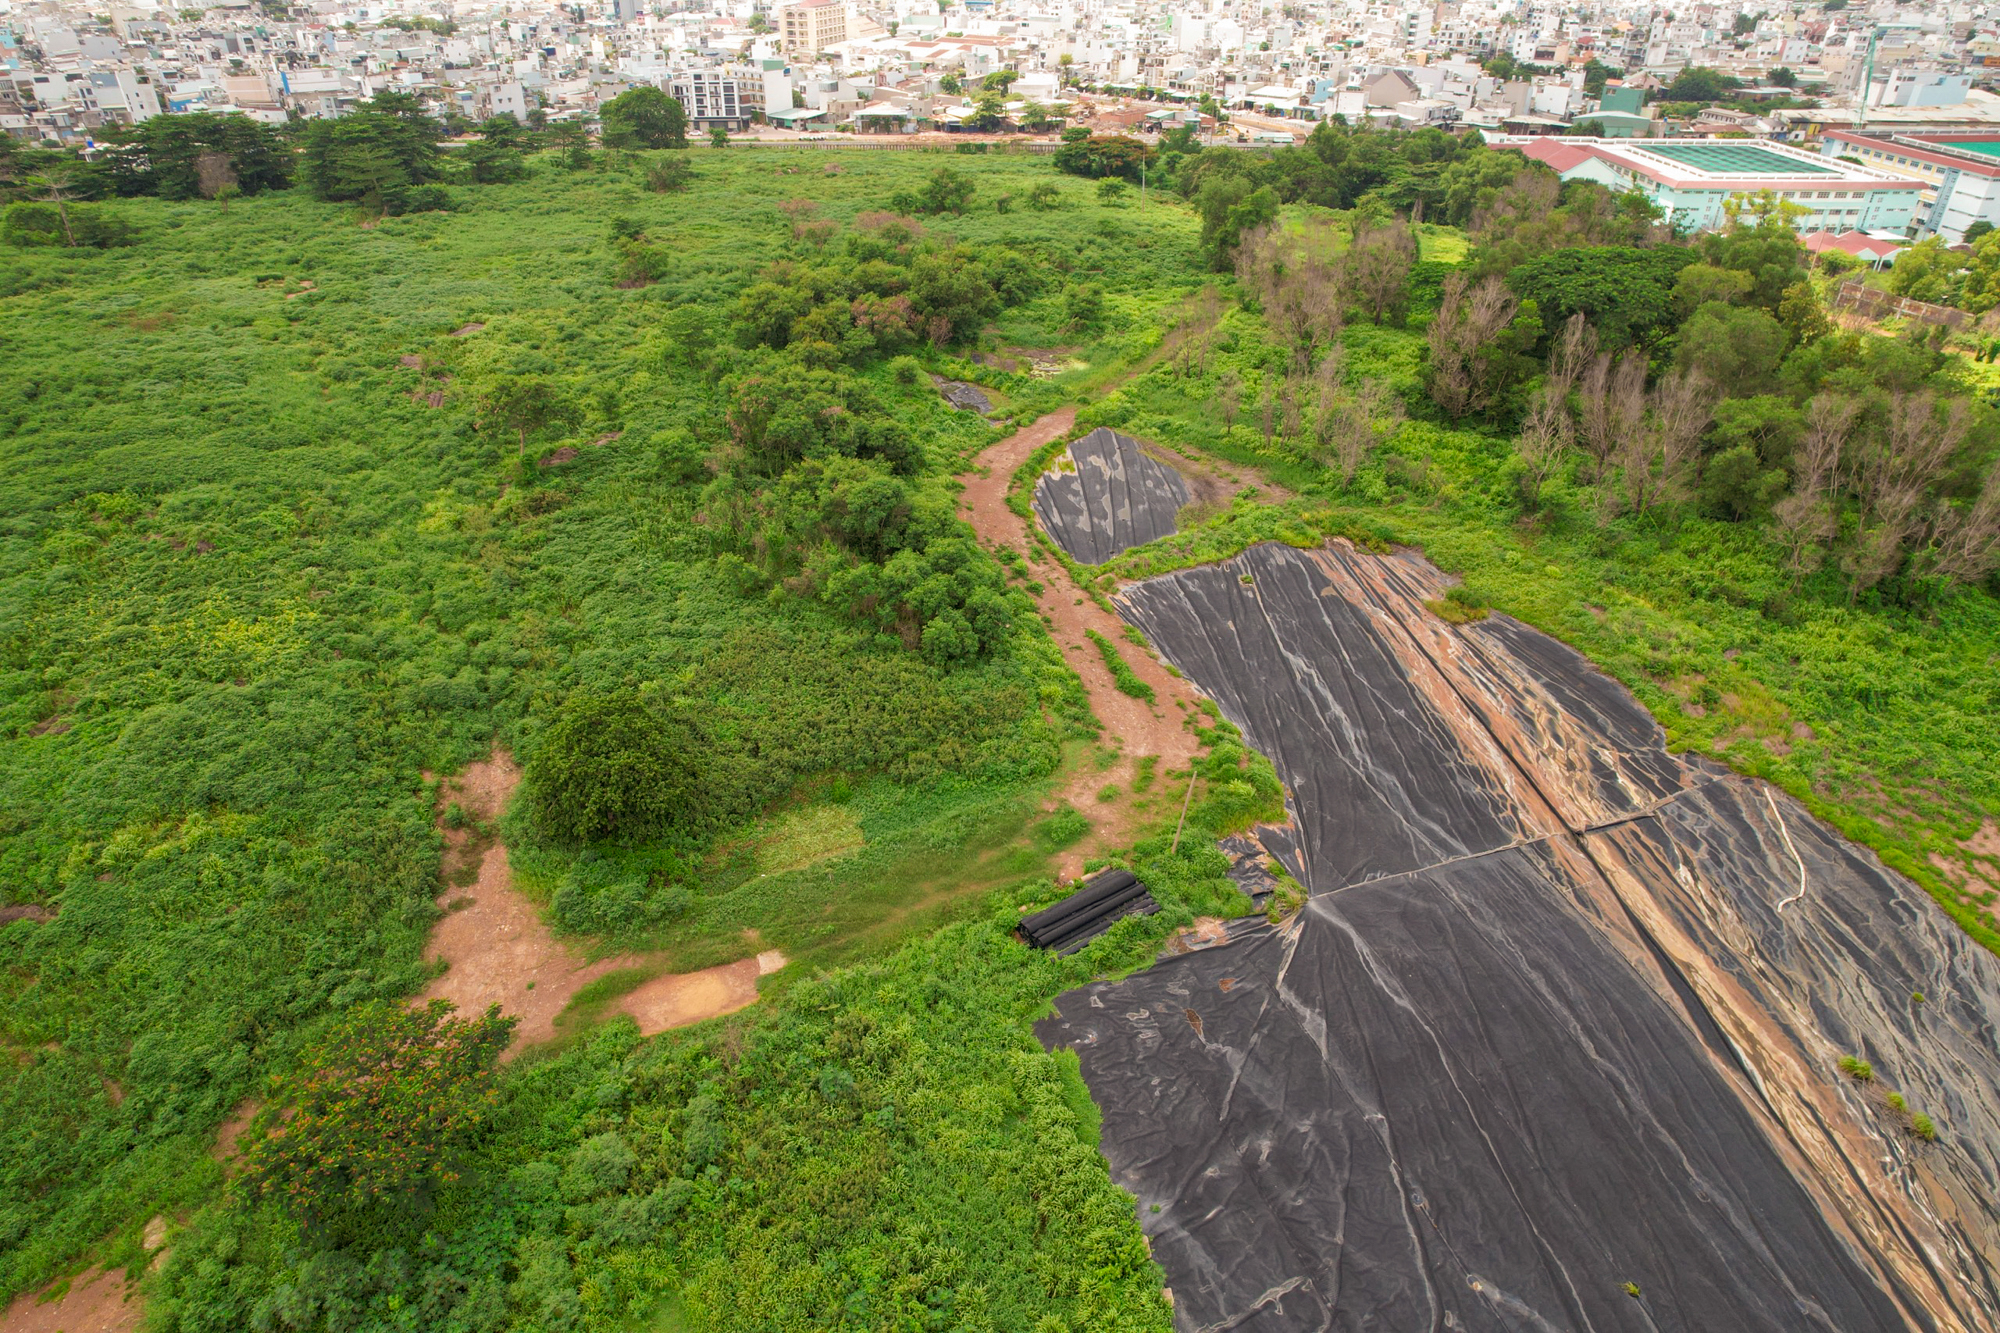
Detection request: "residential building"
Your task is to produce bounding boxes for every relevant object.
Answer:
[670,70,750,130]
[780,0,846,57]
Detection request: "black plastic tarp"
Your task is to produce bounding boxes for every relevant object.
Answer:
[1038,541,2000,1332]
[1020,869,1158,953]
[1033,427,1191,565]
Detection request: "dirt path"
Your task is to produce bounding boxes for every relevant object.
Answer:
[419,753,782,1053]
[0,1269,140,1333]
[958,411,1207,878]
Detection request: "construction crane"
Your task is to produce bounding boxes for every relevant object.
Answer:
[1854,20,1926,134]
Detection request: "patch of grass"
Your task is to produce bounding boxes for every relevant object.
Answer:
[747,803,866,875]
[1031,803,1092,854]
[1426,585,1489,625]
[1838,1055,1875,1082]
[1086,629,1156,703]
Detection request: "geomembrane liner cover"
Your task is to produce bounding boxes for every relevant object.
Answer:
[1040,541,2000,1332]
[1033,427,1192,565]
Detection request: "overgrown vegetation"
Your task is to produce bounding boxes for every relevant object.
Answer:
[1066,157,2000,959]
[3,119,1997,1333]
[0,145,1208,1319]
[1085,629,1155,702]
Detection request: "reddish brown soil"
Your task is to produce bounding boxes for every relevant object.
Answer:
[418,754,782,1052]
[211,1099,256,1164]
[1933,819,2000,912]
[616,950,786,1031]
[958,412,1208,879]
[0,1268,140,1333]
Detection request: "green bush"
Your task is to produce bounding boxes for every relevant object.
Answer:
[524,690,706,843]
[1086,629,1155,702]
[1031,803,1091,853]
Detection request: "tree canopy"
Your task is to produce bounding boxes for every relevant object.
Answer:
[601,86,689,150]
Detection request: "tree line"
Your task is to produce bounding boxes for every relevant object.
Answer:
[1,85,696,240]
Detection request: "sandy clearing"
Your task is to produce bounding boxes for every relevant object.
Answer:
[419,752,783,1052]
[616,951,787,1032]
[0,1269,140,1333]
[957,411,1206,879]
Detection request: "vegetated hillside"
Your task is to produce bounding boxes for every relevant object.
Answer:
[0,117,1996,1333]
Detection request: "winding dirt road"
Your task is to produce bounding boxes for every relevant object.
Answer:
[957,411,1206,877]
[420,753,784,1055]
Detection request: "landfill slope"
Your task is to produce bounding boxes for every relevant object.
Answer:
[1032,427,1191,564]
[1040,540,2000,1332]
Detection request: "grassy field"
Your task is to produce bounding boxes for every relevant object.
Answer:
[0,146,1215,1313]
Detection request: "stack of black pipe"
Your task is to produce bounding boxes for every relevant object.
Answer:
[1019,869,1158,954]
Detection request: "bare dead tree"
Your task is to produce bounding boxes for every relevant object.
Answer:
[1549,312,1597,387]
[1346,219,1417,325]
[1217,372,1241,438]
[1467,169,1560,253]
[1928,456,2000,592]
[1258,379,1277,451]
[24,171,79,247]
[1843,393,1971,603]
[1772,394,1859,591]
[1576,350,1647,478]
[1164,287,1224,378]
[1426,274,1519,419]
[195,150,238,202]
[1323,376,1404,484]
[1280,376,1303,443]
[1236,220,1345,374]
[1510,316,1594,510]
[1613,370,1719,519]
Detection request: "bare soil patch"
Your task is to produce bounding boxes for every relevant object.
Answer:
[450,322,485,337]
[211,1098,257,1164]
[958,412,1206,879]
[616,951,787,1033]
[1139,438,1291,514]
[419,752,782,1052]
[0,905,55,924]
[0,1268,140,1333]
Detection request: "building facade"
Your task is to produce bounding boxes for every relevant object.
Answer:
[669,71,749,130]
[1496,136,1923,236]
[1822,130,2000,244]
[780,0,846,57]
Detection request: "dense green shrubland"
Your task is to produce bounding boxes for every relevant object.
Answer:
[0,147,1206,1310]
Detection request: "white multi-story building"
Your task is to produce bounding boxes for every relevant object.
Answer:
[1822,130,2000,244]
[670,70,750,130]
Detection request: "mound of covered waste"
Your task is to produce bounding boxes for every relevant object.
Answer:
[1041,540,2000,1333]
